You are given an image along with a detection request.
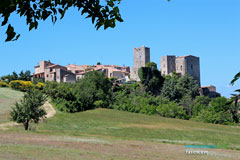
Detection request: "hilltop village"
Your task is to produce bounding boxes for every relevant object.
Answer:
[33,46,220,98]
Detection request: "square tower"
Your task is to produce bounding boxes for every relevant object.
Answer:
[176,55,200,86]
[133,46,150,68]
[161,55,176,75]
[130,46,150,81]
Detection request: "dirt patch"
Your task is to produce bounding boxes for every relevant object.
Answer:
[42,100,56,118]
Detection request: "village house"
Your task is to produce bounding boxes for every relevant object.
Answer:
[33,61,76,83]
[66,64,130,82]
[33,61,130,83]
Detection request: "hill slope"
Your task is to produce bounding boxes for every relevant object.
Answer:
[0,87,240,159]
[0,88,23,124]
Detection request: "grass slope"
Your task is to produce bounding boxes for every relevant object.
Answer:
[0,88,23,124]
[0,87,240,159]
[1,108,240,160]
[36,108,240,150]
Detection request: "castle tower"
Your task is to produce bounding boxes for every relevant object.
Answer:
[160,55,201,86]
[176,55,200,86]
[130,46,150,81]
[161,55,176,75]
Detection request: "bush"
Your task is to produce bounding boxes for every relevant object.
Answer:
[94,100,105,108]
[44,71,112,113]
[35,82,45,90]
[9,80,33,91]
[0,81,8,87]
[193,97,237,125]
[194,110,233,125]
[157,101,188,119]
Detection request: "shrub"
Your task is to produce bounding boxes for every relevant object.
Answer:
[94,100,105,108]
[157,101,188,119]
[193,97,237,125]
[0,81,8,87]
[35,82,45,90]
[9,80,33,91]
[194,110,233,125]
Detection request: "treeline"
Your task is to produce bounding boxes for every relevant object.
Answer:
[1,70,31,82]
[0,70,44,91]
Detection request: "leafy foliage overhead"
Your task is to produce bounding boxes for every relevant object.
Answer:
[0,0,123,42]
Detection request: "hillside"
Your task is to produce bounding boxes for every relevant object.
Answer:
[0,88,23,124]
[0,88,240,159]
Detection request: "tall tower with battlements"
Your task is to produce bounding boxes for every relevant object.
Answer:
[130,46,150,81]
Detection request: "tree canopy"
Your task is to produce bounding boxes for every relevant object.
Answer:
[1,0,123,42]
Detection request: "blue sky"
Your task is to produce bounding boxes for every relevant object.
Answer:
[0,0,240,97]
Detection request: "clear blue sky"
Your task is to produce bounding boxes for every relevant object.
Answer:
[0,0,240,98]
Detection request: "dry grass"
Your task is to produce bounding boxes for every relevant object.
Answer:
[0,88,23,124]
[0,132,239,160]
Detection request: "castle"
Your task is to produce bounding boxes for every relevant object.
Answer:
[32,45,220,97]
[130,46,201,86]
[160,55,201,86]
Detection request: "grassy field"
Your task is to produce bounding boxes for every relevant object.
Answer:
[0,88,23,124]
[0,88,240,159]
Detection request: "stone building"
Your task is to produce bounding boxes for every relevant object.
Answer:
[130,46,150,81]
[161,55,201,86]
[33,61,76,83]
[33,60,54,79]
[199,85,221,98]
[66,64,130,82]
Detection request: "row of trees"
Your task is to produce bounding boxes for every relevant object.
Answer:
[1,70,31,82]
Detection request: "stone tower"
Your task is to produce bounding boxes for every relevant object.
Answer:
[161,55,176,75]
[130,46,150,81]
[176,55,200,86]
[160,55,201,86]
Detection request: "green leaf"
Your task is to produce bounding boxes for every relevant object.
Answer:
[231,72,240,85]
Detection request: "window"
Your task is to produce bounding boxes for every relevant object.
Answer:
[180,65,183,71]
[191,64,193,69]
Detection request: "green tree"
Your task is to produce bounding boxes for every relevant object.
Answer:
[194,97,237,124]
[10,89,47,130]
[1,0,123,42]
[19,70,31,81]
[161,73,199,102]
[161,74,181,101]
[157,101,188,119]
[73,71,112,111]
[138,62,164,95]
[177,73,200,99]
[192,96,211,117]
